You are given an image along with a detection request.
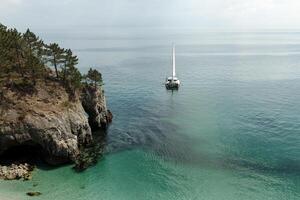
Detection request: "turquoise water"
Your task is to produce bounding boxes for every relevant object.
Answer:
[0,28,300,199]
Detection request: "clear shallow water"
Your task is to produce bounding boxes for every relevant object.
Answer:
[0,28,300,200]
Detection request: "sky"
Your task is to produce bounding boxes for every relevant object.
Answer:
[1,0,300,30]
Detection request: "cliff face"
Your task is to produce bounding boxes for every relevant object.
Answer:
[81,85,112,130]
[0,81,111,166]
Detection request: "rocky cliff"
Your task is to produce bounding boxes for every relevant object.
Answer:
[81,85,112,130]
[0,80,112,169]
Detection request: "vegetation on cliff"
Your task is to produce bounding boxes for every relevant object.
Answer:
[0,23,103,99]
[0,24,112,179]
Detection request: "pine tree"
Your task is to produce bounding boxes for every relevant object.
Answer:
[0,23,86,97]
[6,28,26,78]
[45,43,64,78]
[0,24,9,76]
[67,65,82,91]
[61,49,78,82]
[23,29,44,58]
[86,68,102,88]
[23,29,45,85]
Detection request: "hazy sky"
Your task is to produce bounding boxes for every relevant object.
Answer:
[1,0,300,30]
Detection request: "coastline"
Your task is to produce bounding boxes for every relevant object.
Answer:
[0,24,113,181]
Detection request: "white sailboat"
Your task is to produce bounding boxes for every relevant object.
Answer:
[165,45,180,90]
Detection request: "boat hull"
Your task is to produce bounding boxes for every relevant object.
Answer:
[165,82,180,90]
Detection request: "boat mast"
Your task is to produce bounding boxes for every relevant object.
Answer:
[172,45,176,79]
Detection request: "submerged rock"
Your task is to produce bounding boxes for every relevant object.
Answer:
[74,129,107,172]
[26,192,42,197]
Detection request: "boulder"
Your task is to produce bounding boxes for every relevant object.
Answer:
[26,192,42,197]
[0,163,34,180]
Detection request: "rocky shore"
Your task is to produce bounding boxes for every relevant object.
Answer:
[0,80,112,180]
[0,163,34,180]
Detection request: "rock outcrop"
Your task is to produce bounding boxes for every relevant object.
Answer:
[0,80,111,172]
[81,85,113,130]
[0,163,34,180]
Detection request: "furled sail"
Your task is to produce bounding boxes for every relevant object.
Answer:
[172,45,176,78]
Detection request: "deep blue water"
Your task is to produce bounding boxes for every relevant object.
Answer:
[0,28,299,200]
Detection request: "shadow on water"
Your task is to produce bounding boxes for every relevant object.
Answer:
[101,78,300,177]
[104,105,300,177]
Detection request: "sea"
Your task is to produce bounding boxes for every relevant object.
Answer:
[0,27,299,200]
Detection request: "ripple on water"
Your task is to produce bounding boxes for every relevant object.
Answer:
[2,31,300,200]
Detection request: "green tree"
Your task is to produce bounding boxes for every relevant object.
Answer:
[86,68,102,88]
[23,29,44,59]
[61,49,78,83]
[23,29,45,84]
[45,43,64,78]
[6,28,26,78]
[0,24,9,76]
[0,23,88,97]
[67,65,82,91]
